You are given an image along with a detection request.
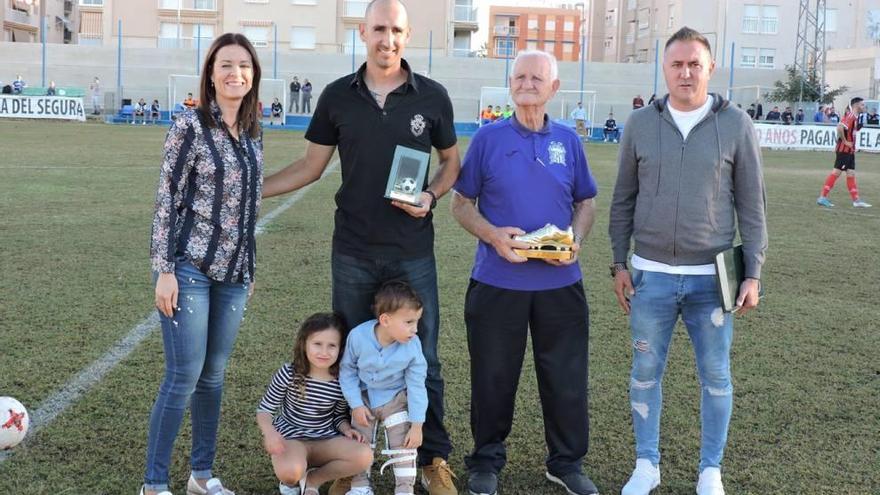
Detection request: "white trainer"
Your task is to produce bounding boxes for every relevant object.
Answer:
[278,482,300,495]
[696,467,724,495]
[853,199,872,208]
[345,487,375,495]
[621,459,660,495]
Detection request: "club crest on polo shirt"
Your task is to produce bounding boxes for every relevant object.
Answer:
[410,114,426,137]
[548,141,567,165]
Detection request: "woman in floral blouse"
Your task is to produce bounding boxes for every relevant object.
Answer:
[144,33,264,495]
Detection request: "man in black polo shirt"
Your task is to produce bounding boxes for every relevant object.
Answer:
[262,1,461,494]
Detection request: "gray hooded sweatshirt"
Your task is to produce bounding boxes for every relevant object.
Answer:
[609,93,768,279]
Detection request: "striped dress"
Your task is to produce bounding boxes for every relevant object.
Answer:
[257,363,350,440]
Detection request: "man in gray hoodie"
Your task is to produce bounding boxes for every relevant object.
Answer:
[609,27,767,495]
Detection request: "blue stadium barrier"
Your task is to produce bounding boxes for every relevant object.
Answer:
[101,112,627,142]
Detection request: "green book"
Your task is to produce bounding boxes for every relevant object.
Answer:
[714,244,763,313]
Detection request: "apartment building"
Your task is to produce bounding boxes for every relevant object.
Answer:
[72,0,472,58]
[599,0,880,69]
[3,0,78,43]
[452,0,478,57]
[487,4,586,61]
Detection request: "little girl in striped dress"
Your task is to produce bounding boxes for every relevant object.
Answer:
[257,313,374,495]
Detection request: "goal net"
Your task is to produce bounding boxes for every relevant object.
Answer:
[479,86,598,138]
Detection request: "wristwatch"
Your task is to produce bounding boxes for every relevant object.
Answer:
[609,262,628,278]
[424,190,438,210]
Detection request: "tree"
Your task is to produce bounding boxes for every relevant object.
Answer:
[766,65,848,105]
[474,41,488,58]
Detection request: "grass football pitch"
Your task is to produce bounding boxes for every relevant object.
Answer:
[0,120,877,494]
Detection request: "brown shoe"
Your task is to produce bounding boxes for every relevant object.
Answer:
[420,458,458,495]
[328,476,352,495]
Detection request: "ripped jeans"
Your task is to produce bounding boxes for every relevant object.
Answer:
[628,269,733,472]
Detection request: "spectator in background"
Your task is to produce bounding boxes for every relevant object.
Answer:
[502,104,513,119]
[89,77,102,115]
[132,97,148,125]
[183,92,197,109]
[746,103,756,119]
[46,80,57,96]
[765,106,781,121]
[301,78,313,114]
[480,104,494,124]
[814,105,826,123]
[795,108,805,124]
[781,106,793,124]
[755,102,763,120]
[150,99,161,124]
[288,75,301,113]
[1,84,11,94]
[570,101,588,138]
[828,107,840,123]
[12,75,25,94]
[603,112,619,143]
[867,108,879,125]
[492,105,502,120]
[632,94,645,109]
[270,96,283,126]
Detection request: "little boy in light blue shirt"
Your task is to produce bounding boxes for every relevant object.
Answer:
[339,280,428,495]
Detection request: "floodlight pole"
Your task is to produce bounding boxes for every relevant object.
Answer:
[117,19,122,101]
[196,24,201,75]
[273,22,278,80]
[727,42,736,100]
[504,30,510,88]
[351,29,356,73]
[579,3,586,102]
[429,30,433,77]
[41,15,47,87]
[653,38,659,96]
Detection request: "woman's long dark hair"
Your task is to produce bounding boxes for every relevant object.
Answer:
[290,312,347,399]
[198,32,262,139]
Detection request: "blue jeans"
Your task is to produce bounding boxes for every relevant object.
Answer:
[331,250,452,466]
[144,258,249,490]
[628,269,733,472]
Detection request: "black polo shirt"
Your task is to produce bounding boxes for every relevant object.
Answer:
[305,59,457,260]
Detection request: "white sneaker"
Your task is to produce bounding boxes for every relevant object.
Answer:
[853,199,872,208]
[621,459,660,495]
[696,467,724,495]
[345,487,375,495]
[278,483,300,495]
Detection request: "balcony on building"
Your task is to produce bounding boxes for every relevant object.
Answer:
[493,25,520,37]
[157,0,218,12]
[64,0,74,15]
[7,1,35,25]
[454,2,478,31]
[343,0,369,19]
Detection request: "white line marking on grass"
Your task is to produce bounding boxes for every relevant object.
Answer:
[0,160,339,464]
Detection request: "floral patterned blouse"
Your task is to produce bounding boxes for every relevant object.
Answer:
[150,102,263,283]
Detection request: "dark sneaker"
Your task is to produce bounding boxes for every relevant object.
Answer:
[545,471,599,495]
[467,472,498,495]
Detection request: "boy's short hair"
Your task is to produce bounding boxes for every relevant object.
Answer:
[373,280,423,317]
[851,96,864,106]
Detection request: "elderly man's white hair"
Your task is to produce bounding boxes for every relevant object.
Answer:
[511,50,559,80]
